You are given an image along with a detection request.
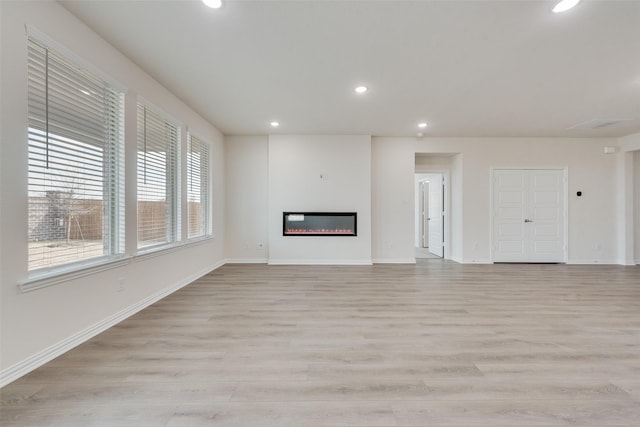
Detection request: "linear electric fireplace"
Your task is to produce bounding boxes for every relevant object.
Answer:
[283,212,357,236]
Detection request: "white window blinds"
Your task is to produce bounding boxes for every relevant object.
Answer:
[187,134,210,239]
[137,103,180,250]
[27,38,124,272]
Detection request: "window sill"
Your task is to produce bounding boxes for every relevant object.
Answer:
[19,256,131,293]
[18,236,215,293]
[135,236,214,262]
[186,235,215,246]
[135,242,183,262]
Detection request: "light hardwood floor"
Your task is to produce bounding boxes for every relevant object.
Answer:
[2,260,640,426]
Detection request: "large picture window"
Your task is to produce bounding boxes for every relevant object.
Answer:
[187,134,210,239]
[27,38,124,273]
[136,103,180,250]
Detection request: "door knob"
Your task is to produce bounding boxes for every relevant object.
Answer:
[524,219,533,223]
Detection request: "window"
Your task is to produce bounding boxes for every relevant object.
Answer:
[27,38,124,273]
[187,134,210,239]
[136,103,180,250]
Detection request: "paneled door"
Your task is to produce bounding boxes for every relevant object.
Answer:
[428,174,444,257]
[420,181,429,248]
[493,169,565,263]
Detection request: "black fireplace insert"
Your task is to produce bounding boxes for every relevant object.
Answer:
[283,212,357,236]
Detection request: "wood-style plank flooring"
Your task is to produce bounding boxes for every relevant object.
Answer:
[2,261,640,426]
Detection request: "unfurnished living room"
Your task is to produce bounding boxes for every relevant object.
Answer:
[1,0,640,426]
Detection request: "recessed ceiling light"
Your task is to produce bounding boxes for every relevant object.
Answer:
[354,86,368,94]
[418,122,428,128]
[202,0,222,9]
[552,0,581,13]
[270,121,280,127]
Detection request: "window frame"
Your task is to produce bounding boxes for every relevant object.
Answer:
[25,34,126,281]
[186,132,212,241]
[135,101,182,253]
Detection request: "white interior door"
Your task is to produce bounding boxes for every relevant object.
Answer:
[420,182,429,248]
[493,169,565,263]
[428,174,444,257]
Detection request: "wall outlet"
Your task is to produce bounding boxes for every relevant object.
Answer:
[117,278,125,292]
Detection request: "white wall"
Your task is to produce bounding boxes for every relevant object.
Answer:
[450,154,464,262]
[1,1,225,385]
[225,136,269,262]
[620,132,640,152]
[371,138,415,263]
[412,137,620,263]
[618,132,640,265]
[228,136,624,265]
[616,151,635,265]
[268,135,372,264]
[415,154,454,171]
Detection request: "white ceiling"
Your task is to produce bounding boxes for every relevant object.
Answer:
[60,0,640,138]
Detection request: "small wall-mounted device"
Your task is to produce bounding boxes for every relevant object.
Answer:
[576,191,582,197]
[603,146,617,154]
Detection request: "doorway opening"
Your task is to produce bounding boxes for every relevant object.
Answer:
[415,173,446,259]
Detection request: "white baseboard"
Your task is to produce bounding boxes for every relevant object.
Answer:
[461,259,493,264]
[616,260,639,266]
[372,258,416,264]
[0,260,226,388]
[225,258,268,264]
[268,259,373,266]
[567,259,620,265]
